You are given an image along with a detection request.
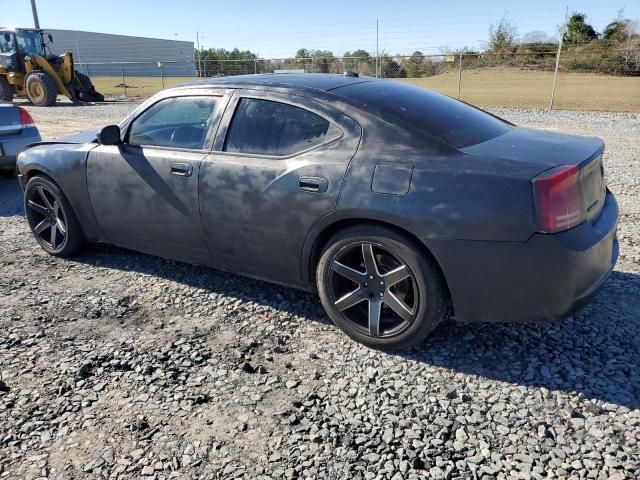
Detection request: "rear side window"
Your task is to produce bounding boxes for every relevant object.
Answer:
[128,96,218,150]
[224,98,339,156]
[333,81,510,149]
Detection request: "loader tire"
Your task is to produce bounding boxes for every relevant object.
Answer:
[75,72,104,102]
[0,76,14,102]
[26,72,57,107]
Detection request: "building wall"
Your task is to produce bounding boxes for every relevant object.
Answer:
[44,29,196,77]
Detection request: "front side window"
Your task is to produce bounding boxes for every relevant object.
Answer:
[128,96,218,150]
[224,98,339,156]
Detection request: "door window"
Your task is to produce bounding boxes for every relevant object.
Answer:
[128,96,218,150]
[224,98,339,156]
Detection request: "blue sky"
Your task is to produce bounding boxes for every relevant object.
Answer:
[3,0,638,57]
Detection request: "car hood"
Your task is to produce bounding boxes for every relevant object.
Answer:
[461,127,604,170]
[55,130,98,144]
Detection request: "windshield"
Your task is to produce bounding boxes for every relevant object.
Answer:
[15,31,44,56]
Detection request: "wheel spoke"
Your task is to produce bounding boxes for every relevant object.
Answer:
[382,265,410,287]
[368,298,382,336]
[334,288,366,311]
[53,200,60,216]
[27,200,49,216]
[37,187,53,210]
[34,218,50,235]
[331,261,366,284]
[383,291,414,321]
[56,217,67,235]
[362,244,379,276]
[50,223,58,248]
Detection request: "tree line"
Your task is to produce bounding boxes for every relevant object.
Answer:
[196,11,639,78]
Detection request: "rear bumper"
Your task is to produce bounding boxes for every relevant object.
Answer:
[425,190,619,323]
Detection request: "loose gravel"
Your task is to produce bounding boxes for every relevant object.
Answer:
[1,102,639,479]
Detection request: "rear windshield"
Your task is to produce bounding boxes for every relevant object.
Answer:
[333,80,510,149]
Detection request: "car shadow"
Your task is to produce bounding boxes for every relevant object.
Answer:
[69,242,640,410]
[0,176,24,217]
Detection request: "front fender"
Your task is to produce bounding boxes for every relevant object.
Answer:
[17,143,103,241]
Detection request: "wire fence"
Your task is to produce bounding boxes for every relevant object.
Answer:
[79,47,640,112]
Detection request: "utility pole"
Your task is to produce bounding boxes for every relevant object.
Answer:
[196,31,203,77]
[550,7,568,110]
[30,0,41,29]
[376,18,379,77]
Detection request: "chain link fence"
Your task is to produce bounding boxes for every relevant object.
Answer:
[81,47,640,112]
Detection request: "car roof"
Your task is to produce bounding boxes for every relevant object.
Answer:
[177,73,378,93]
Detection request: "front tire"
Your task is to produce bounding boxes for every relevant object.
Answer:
[317,225,447,350]
[24,175,83,257]
[26,72,57,107]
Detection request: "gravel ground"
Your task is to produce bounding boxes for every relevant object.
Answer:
[1,103,639,480]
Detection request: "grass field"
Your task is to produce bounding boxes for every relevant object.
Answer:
[90,76,196,98]
[400,69,640,112]
[91,69,640,112]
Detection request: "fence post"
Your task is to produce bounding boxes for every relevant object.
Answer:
[457,52,463,99]
[120,63,127,98]
[549,41,563,110]
[158,62,165,89]
[550,8,568,110]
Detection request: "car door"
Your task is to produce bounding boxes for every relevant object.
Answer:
[199,90,361,287]
[87,92,228,264]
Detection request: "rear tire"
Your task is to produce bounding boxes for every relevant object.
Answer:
[26,72,57,107]
[24,175,83,257]
[317,225,447,350]
[0,76,14,102]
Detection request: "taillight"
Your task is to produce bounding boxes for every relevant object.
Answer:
[18,107,35,128]
[532,165,585,233]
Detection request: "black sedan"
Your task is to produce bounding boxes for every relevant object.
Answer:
[16,74,618,349]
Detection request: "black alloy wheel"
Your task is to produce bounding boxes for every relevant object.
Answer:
[317,225,446,349]
[24,175,83,257]
[329,242,418,337]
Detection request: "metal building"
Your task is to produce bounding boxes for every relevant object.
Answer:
[43,29,196,77]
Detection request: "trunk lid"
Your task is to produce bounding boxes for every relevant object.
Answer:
[0,104,22,136]
[462,127,606,226]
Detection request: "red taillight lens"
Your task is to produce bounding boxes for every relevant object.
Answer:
[532,165,585,233]
[18,107,35,128]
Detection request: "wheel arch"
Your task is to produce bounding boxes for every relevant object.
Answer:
[304,216,452,308]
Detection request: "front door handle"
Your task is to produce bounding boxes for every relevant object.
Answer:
[299,176,328,193]
[170,163,193,177]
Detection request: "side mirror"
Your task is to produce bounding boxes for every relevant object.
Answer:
[97,125,121,145]
[47,34,54,43]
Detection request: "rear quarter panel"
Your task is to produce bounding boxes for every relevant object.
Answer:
[336,148,543,243]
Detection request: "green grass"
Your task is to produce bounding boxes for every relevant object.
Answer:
[90,69,640,112]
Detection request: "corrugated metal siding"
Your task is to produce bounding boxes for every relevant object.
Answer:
[44,29,196,77]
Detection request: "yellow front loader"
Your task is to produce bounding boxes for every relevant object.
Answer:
[0,28,103,106]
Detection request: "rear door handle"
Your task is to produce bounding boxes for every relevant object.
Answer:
[170,162,193,177]
[299,176,328,193]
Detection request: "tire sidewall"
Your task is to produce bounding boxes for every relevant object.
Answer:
[317,225,445,350]
[26,72,57,107]
[24,175,82,256]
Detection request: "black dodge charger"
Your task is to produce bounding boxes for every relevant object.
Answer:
[16,74,618,349]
